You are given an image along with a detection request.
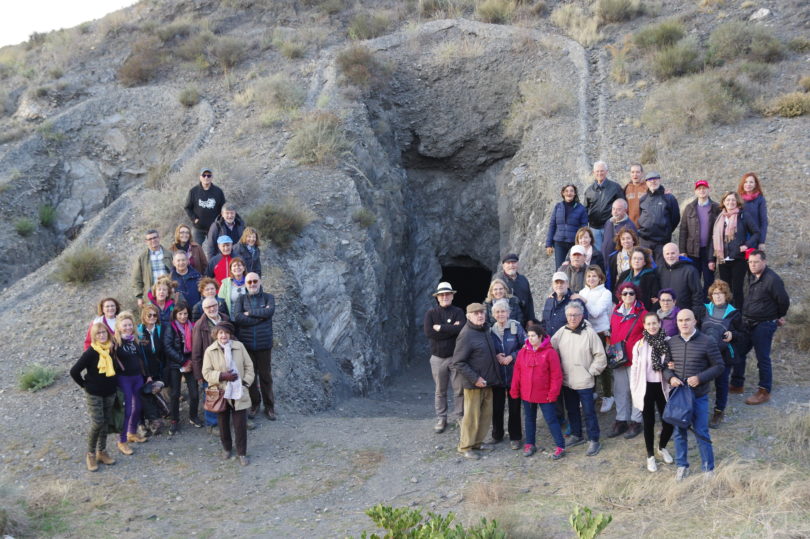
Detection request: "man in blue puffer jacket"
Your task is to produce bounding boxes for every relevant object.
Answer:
[234,273,277,420]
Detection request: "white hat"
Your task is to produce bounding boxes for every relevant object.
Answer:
[432,282,457,296]
[571,245,586,256]
[552,272,569,282]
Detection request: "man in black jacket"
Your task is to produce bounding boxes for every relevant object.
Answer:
[184,168,226,246]
[664,309,724,480]
[423,282,466,433]
[637,172,680,266]
[658,243,705,318]
[584,161,625,251]
[205,203,246,259]
[234,273,277,420]
[497,253,534,324]
[452,303,503,460]
[735,251,790,405]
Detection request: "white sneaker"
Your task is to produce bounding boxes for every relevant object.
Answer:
[657,447,674,464]
[676,466,690,481]
[646,456,657,472]
[599,396,614,413]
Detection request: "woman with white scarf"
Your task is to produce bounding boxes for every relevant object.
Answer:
[202,321,255,465]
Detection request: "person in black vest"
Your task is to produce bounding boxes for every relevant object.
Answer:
[497,254,535,324]
[184,168,226,247]
[233,273,277,420]
[663,309,724,481]
[734,250,789,405]
[423,282,466,433]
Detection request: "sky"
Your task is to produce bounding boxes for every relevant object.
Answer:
[0,1,137,48]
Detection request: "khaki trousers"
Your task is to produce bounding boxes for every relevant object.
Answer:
[458,387,493,452]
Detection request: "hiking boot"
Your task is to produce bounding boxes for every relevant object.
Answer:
[248,406,259,419]
[552,447,565,460]
[85,452,98,472]
[117,442,133,456]
[599,396,615,413]
[709,409,724,429]
[510,440,522,450]
[96,450,115,465]
[434,418,446,433]
[127,432,148,443]
[567,435,585,447]
[586,441,602,456]
[676,466,690,481]
[646,456,657,472]
[623,421,642,439]
[607,421,628,438]
[264,409,277,421]
[523,444,536,457]
[745,388,770,405]
[728,385,744,394]
[657,447,673,465]
[462,450,480,460]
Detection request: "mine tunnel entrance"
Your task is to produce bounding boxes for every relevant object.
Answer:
[441,261,492,311]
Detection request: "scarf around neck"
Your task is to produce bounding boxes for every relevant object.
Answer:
[92,340,115,377]
[643,329,670,371]
[172,320,194,354]
[713,207,740,259]
[741,192,760,202]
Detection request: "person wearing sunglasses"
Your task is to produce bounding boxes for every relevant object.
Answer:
[234,273,277,421]
[184,167,226,246]
[607,282,647,440]
[138,303,168,435]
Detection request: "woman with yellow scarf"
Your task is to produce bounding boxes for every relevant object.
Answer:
[70,322,119,472]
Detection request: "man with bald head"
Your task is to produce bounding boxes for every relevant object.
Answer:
[234,273,277,420]
[657,243,705,318]
[601,198,637,262]
[584,161,625,251]
[664,309,724,480]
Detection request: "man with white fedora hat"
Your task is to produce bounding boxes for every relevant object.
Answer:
[423,282,466,433]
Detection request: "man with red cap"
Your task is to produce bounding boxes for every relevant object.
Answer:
[679,180,721,295]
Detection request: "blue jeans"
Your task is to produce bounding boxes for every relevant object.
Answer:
[673,393,713,471]
[523,401,565,449]
[733,320,777,392]
[553,241,574,271]
[201,381,218,427]
[562,386,600,442]
[591,228,604,253]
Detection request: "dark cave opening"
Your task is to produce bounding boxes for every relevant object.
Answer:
[441,261,493,311]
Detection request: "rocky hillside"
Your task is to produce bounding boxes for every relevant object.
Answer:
[0,0,808,413]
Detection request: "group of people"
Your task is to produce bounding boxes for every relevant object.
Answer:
[426,162,789,480]
[71,168,276,470]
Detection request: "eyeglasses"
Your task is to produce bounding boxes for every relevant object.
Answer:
[145,313,158,318]
[202,174,212,178]
[246,280,259,284]
[621,291,636,296]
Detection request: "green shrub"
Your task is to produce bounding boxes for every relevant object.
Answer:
[765,92,810,117]
[179,86,200,107]
[348,11,390,40]
[737,61,772,83]
[650,37,701,80]
[352,208,376,228]
[118,36,163,87]
[708,21,784,65]
[156,21,193,43]
[633,20,685,51]
[354,504,505,539]
[15,218,35,236]
[279,40,306,59]
[594,0,644,23]
[18,364,58,392]
[336,44,389,88]
[569,506,612,539]
[54,246,110,283]
[175,31,214,61]
[38,204,56,227]
[475,0,516,24]
[212,37,247,71]
[247,201,313,249]
[286,111,349,165]
[788,37,810,53]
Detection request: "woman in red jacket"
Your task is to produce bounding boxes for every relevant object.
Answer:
[608,282,647,439]
[510,323,564,459]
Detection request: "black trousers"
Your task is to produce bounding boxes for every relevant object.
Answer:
[491,386,522,441]
[248,348,275,412]
[218,405,247,456]
[169,368,199,422]
[642,382,673,457]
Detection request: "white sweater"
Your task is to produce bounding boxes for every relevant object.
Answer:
[578,284,613,333]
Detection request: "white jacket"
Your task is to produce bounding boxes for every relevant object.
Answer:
[579,284,613,333]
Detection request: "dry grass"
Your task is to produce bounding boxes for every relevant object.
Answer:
[335,43,389,88]
[593,0,644,23]
[633,19,685,52]
[639,139,657,164]
[775,407,810,460]
[606,35,634,84]
[550,4,602,47]
[650,37,701,80]
[118,36,163,87]
[212,36,247,71]
[54,246,111,283]
[475,0,517,24]
[417,0,477,19]
[236,74,305,126]
[788,37,810,54]
[642,72,746,135]
[286,111,349,165]
[431,36,486,64]
[505,79,575,137]
[708,21,785,65]
[799,75,810,93]
[178,86,200,107]
[247,199,314,249]
[764,92,810,118]
[347,10,392,40]
[464,480,514,507]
